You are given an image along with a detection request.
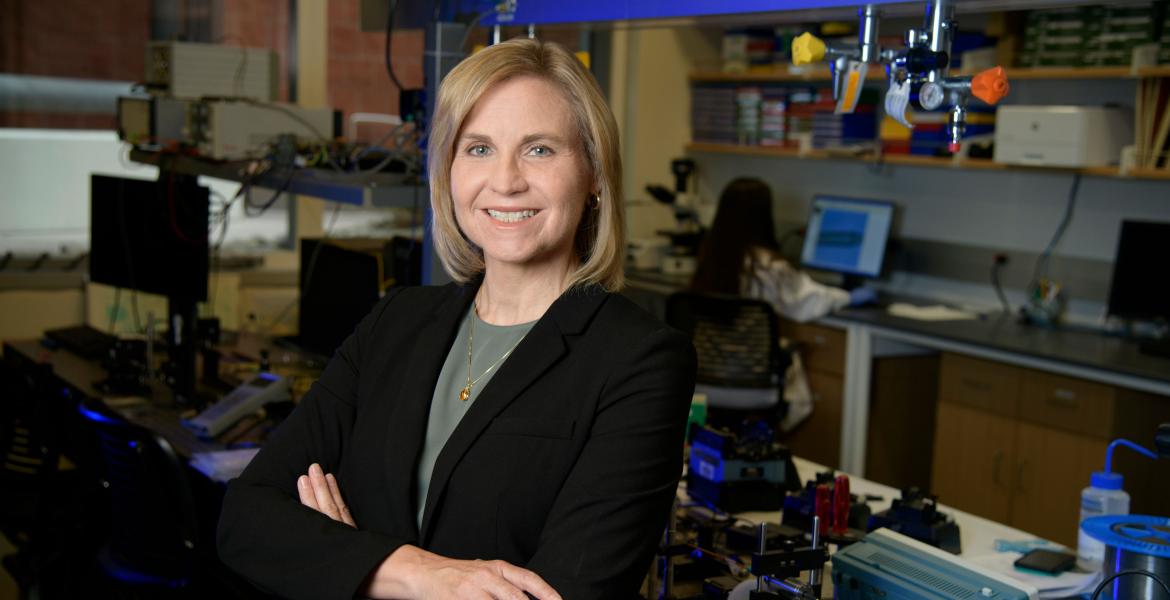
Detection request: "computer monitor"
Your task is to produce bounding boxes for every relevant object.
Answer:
[800,195,894,281]
[1107,220,1170,322]
[90,173,209,403]
[89,174,210,301]
[297,239,384,357]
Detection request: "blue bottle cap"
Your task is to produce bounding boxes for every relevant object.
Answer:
[1091,470,1123,490]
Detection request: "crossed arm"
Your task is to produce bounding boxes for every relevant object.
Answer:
[296,463,562,600]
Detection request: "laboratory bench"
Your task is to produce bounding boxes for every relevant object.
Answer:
[625,268,1170,547]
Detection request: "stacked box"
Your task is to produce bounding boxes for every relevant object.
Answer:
[759,87,788,147]
[691,84,738,144]
[1083,4,1155,66]
[810,89,879,149]
[723,29,775,73]
[1160,7,1170,63]
[1019,4,1157,67]
[785,87,828,144]
[736,87,763,145]
[1019,7,1098,67]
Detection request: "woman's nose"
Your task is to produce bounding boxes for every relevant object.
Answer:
[488,155,528,195]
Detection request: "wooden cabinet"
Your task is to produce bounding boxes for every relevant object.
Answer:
[931,352,1170,547]
[782,322,845,468]
[932,401,1016,523]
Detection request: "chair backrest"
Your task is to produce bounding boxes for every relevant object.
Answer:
[665,291,782,389]
[77,398,198,586]
[0,355,63,535]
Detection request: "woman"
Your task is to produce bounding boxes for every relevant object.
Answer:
[217,39,697,600]
[690,178,860,323]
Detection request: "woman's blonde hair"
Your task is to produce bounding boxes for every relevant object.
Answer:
[427,37,625,292]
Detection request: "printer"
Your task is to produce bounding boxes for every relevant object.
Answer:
[994,105,1132,168]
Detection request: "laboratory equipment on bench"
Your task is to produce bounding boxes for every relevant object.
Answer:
[181,372,290,439]
[791,0,1010,153]
[866,487,962,555]
[832,528,1039,600]
[747,518,831,600]
[1078,438,1159,570]
[782,471,872,546]
[1082,515,1170,600]
[687,425,800,513]
[646,159,703,275]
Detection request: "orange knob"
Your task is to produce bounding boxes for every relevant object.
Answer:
[971,66,1010,105]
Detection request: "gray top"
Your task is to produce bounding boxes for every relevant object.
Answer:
[416,306,535,529]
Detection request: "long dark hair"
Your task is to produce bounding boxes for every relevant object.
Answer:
[689,178,780,295]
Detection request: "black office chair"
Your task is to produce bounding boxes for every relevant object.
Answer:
[665,291,791,434]
[77,398,200,598]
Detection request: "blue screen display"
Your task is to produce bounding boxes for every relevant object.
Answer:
[801,196,894,278]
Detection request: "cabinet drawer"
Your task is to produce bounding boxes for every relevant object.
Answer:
[784,322,845,376]
[938,353,1022,417]
[1019,372,1115,439]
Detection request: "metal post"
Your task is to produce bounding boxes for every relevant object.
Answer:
[756,522,768,592]
[527,23,536,38]
[858,5,879,63]
[809,516,822,589]
[492,24,502,45]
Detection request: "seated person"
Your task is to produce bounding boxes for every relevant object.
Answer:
[690,178,869,322]
[216,38,697,600]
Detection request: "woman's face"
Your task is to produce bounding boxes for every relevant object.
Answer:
[450,75,592,274]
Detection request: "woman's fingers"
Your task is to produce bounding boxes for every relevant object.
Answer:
[492,561,562,600]
[296,474,317,510]
[307,463,341,521]
[325,473,356,527]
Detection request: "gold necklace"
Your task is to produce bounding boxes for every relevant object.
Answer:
[460,305,525,402]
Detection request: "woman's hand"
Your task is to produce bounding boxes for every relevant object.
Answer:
[296,462,355,527]
[363,545,563,600]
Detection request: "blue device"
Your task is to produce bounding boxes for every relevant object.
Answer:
[800,195,895,279]
[832,529,1038,600]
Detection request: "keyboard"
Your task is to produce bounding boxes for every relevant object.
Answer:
[43,325,117,360]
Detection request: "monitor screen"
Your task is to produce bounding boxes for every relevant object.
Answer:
[89,174,209,301]
[298,239,383,357]
[1107,220,1170,321]
[800,195,894,278]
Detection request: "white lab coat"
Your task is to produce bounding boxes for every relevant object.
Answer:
[740,248,850,432]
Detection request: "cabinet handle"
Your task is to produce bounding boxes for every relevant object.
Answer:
[992,450,1004,488]
[1046,389,1078,409]
[1016,460,1029,494]
[961,377,992,393]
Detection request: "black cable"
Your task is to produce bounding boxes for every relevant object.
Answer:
[991,258,1010,314]
[244,166,298,217]
[1030,172,1081,288]
[385,0,405,92]
[1090,569,1170,600]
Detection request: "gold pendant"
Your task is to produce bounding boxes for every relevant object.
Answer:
[460,386,471,401]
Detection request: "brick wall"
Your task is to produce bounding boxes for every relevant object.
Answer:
[0,0,150,128]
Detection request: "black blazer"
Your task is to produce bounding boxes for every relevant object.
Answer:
[217,281,697,600]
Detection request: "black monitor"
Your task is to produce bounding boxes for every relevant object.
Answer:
[297,239,384,357]
[90,173,209,403]
[1107,220,1170,322]
[89,174,210,301]
[800,195,895,282]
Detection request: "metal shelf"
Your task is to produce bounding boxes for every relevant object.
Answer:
[129,149,428,208]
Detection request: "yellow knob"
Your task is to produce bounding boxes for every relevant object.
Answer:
[792,32,827,66]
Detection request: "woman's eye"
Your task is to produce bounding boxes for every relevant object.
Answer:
[528,145,552,157]
[468,145,490,156]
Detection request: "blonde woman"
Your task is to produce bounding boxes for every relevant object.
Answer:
[217,38,696,600]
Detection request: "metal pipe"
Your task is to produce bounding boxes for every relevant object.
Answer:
[492,24,502,45]
[925,0,954,82]
[757,522,768,592]
[527,24,536,38]
[0,74,137,115]
[809,516,822,589]
[858,5,879,64]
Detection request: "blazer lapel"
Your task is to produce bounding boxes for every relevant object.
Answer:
[419,285,608,542]
[382,281,478,537]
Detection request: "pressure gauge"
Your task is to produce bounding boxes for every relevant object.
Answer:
[919,82,945,110]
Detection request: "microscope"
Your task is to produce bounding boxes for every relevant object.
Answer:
[645,158,704,275]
